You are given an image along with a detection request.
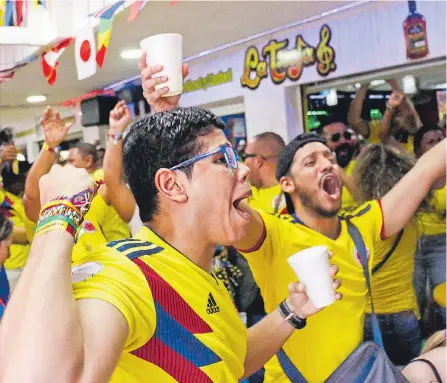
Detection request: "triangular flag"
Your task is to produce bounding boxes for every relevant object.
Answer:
[4,0,14,26]
[170,0,179,6]
[128,0,148,22]
[75,24,97,80]
[95,0,124,19]
[0,71,14,84]
[15,0,23,26]
[95,17,114,67]
[33,0,46,9]
[41,37,73,85]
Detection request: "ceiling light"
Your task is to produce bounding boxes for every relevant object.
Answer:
[370,79,385,87]
[402,75,417,94]
[27,95,46,103]
[17,153,26,162]
[121,49,142,59]
[326,89,338,106]
[355,83,361,89]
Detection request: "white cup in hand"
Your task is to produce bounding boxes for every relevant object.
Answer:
[287,246,336,309]
[140,33,183,97]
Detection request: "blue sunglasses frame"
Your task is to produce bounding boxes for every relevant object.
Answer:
[170,144,240,171]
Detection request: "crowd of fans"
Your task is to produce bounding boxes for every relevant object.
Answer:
[0,55,445,383]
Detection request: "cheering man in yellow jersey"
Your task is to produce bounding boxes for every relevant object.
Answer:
[233,131,445,382]
[0,80,342,380]
[23,107,130,264]
[243,132,287,215]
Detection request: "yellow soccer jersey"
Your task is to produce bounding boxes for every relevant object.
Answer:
[0,190,30,269]
[419,186,446,236]
[341,159,357,213]
[72,226,247,382]
[72,192,130,265]
[91,168,105,183]
[240,201,385,383]
[367,222,420,317]
[369,120,414,153]
[248,184,286,215]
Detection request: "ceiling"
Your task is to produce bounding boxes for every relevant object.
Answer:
[0,0,359,122]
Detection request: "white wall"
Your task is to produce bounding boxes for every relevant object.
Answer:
[179,0,446,142]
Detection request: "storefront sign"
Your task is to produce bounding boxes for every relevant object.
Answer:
[241,25,336,90]
[184,69,233,93]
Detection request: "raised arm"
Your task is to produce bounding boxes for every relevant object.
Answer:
[139,52,188,113]
[379,91,405,146]
[0,165,128,382]
[242,266,341,378]
[23,107,71,222]
[347,84,370,138]
[103,101,136,223]
[381,139,446,238]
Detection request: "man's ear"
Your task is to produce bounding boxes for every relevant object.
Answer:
[279,175,295,194]
[154,168,188,203]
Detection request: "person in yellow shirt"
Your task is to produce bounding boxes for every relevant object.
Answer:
[352,144,432,365]
[23,107,130,264]
[348,80,421,153]
[321,122,359,212]
[0,101,341,381]
[412,124,446,322]
[0,189,31,289]
[243,132,287,215]
[234,131,445,382]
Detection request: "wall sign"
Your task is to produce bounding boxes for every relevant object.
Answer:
[184,69,233,93]
[240,24,336,90]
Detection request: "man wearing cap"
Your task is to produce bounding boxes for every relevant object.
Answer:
[235,133,446,382]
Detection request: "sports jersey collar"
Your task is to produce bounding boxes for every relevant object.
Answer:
[291,213,342,240]
[135,225,224,286]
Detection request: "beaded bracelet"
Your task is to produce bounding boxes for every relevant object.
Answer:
[38,204,82,228]
[35,215,77,237]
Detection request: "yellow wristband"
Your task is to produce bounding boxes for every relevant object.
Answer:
[42,142,55,153]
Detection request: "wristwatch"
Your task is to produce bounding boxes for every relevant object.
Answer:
[278,299,307,329]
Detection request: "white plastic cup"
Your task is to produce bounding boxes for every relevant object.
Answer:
[140,33,183,97]
[287,246,336,309]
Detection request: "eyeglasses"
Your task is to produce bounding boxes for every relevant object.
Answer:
[170,144,240,171]
[331,131,352,143]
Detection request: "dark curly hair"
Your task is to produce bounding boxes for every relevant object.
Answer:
[122,107,225,222]
[0,213,13,242]
[353,144,432,216]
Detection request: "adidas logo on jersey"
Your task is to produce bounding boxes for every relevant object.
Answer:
[206,293,220,314]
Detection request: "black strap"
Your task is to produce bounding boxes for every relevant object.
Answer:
[407,358,443,383]
[346,220,384,348]
[372,229,404,275]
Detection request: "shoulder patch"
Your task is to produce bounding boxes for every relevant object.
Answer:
[71,262,103,283]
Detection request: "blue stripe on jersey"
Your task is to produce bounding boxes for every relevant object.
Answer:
[154,301,221,367]
[116,241,154,252]
[107,238,140,248]
[126,247,164,260]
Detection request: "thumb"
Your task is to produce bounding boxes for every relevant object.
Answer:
[138,52,147,71]
[63,122,73,133]
[182,63,189,79]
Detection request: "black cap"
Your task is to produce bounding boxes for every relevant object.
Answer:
[276,133,328,214]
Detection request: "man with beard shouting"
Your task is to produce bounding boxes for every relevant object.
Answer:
[321,122,359,212]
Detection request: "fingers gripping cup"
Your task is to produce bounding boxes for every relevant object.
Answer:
[287,246,336,309]
[140,33,183,97]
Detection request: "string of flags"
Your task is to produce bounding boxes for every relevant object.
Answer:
[1,0,180,86]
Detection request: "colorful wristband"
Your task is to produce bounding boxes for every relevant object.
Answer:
[35,215,77,237]
[109,132,123,145]
[42,142,55,153]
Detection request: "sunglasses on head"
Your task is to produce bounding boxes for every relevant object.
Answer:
[331,131,352,143]
[170,144,240,171]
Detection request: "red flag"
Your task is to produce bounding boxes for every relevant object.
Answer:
[128,0,148,22]
[15,0,23,26]
[0,71,14,84]
[41,37,73,85]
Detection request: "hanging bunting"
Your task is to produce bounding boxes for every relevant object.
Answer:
[127,0,148,22]
[33,0,46,9]
[15,0,23,26]
[0,71,14,84]
[3,0,14,26]
[95,0,124,68]
[0,0,5,26]
[75,23,97,80]
[41,37,73,85]
[170,0,179,6]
